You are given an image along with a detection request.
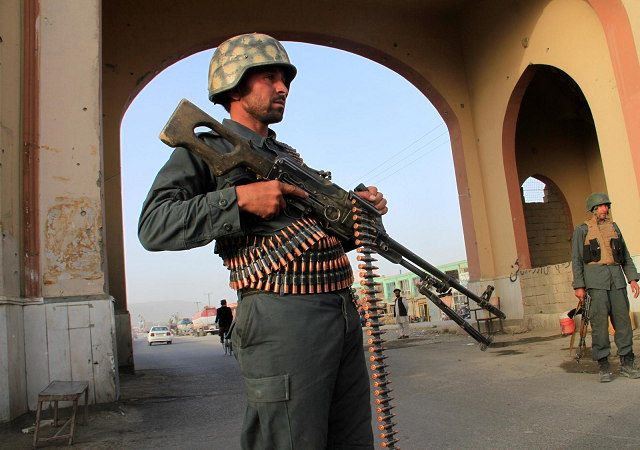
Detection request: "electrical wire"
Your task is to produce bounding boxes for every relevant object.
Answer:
[368,138,451,185]
[347,122,446,186]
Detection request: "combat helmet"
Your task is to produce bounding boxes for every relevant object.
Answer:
[585,192,611,212]
[208,33,297,104]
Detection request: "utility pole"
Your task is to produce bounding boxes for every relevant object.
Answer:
[204,292,213,307]
[194,301,201,313]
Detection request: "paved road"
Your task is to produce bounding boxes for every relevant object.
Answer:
[3,330,640,449]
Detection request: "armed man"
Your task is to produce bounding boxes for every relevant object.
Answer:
[571,192,640,383]
[139,33,388,449]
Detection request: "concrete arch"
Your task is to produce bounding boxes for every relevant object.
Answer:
[503,64,603,269]
[102,20,483,318]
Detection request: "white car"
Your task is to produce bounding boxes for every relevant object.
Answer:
[147,326,173,345]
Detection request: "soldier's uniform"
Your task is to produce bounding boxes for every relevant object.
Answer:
[571,193,640,382]
[139,34,373,449]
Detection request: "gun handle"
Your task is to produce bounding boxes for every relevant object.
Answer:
[159,99,273,177]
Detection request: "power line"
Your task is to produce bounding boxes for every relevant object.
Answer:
[369,139,451,185]
[364,132,449,185]
[347,122,446,186]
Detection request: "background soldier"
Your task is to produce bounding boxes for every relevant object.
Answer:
[139,33,388,448]
[394,288,410,339]
[571,193,640,382]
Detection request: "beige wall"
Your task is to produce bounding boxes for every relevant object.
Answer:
[461,0,640,279]
[38,0,106,297]
[0,0,22,297]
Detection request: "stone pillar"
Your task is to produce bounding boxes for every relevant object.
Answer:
[0,0,120,422]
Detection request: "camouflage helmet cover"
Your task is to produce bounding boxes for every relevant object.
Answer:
[586,192,611,212]
[208,33,297,103]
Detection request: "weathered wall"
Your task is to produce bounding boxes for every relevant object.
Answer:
[0,0,22,297]
[519,263,575,329]
[0,303,27,422]
[39,0,105,297]
[0,0,121,423]
[523,187,572,268]
[23,297,119,410]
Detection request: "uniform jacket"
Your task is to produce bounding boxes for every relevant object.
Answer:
[139,119,327,251]
[571,220,639,290]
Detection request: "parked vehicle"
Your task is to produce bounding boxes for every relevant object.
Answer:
[147,326,173,345]
[192,307,218,336]
[177,318,194,335]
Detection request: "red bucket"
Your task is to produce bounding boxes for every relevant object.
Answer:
[559,317,575,335]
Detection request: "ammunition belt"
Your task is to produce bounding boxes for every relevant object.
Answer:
[215,217,354,294]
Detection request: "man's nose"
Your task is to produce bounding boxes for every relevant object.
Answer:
[275,79,288,96]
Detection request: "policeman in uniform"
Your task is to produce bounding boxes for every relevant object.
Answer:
[139,33,387,449]
[571,193,640,382]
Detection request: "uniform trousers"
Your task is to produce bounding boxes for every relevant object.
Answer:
[232,289,373,450]
[589,283,633,361]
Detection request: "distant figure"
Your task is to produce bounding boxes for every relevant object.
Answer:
[571,192,640,382]
[359,306,366,327]
[215,299,233,344]
[394,288,410,339]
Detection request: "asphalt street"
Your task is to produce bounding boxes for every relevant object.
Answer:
[3,327,640,449]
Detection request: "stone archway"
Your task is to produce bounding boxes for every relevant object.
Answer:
[101,3,484,373]
[503,65,606,270]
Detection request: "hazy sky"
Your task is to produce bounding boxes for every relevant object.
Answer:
[121,42,465,310]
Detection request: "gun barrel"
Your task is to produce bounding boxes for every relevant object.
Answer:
[418,286,494,349]
[379,234,506,320]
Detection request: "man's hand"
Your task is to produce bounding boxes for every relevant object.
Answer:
[355,186,388,215]
[574,287,585,303]
[631,280,639,298]
[236,180,308,220]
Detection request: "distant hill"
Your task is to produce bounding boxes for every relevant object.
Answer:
[128,300,207,327]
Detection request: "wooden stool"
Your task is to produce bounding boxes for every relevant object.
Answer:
[32,381,89,449]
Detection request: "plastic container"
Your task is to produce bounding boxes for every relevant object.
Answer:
[559,311,575,335]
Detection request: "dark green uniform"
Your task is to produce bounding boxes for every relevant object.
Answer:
[571,222,639,361]
[139,119,373,449]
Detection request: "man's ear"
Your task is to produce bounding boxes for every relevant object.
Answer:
[228,86,242,102]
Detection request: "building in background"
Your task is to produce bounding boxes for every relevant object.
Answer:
[354,260,469,323]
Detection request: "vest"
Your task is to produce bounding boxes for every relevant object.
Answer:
[395,297,407,317]
[584,218,621,265]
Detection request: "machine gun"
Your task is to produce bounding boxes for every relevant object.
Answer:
[159,99,506,350]
[576,293,592,363]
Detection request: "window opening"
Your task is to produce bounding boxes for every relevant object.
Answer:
[522,177,546,203]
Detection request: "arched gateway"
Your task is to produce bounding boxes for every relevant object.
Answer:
[2,0,640,420]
